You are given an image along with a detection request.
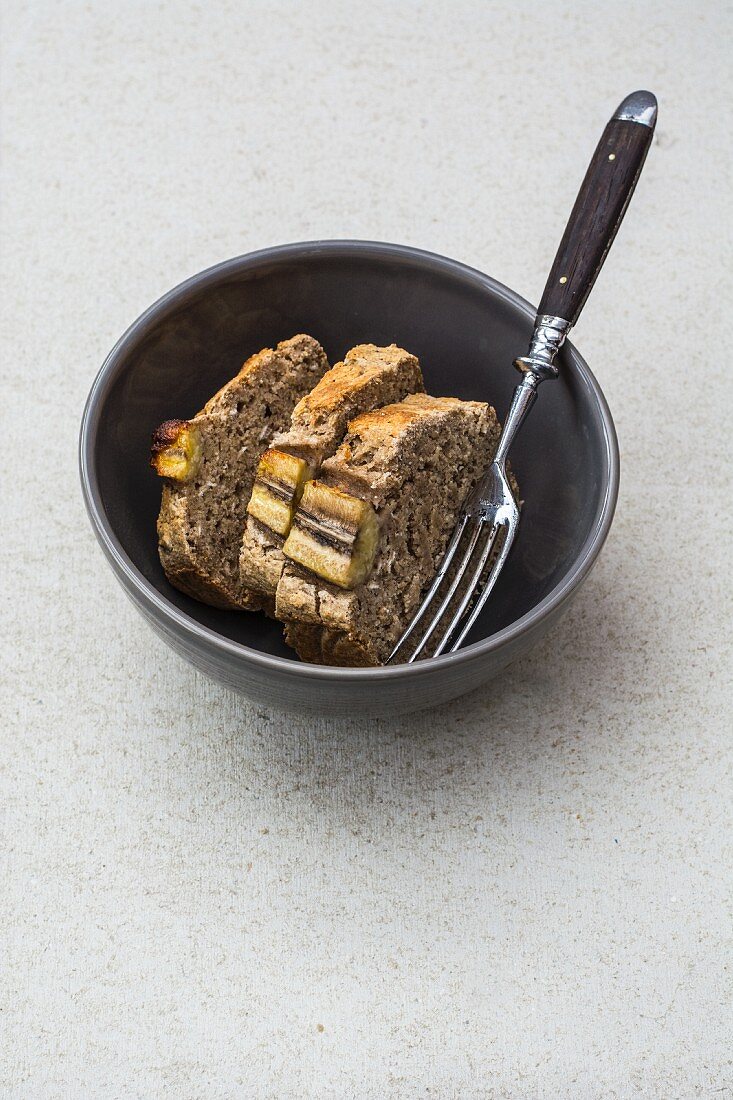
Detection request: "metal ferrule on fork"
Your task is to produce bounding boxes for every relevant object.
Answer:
[514,314,571,381]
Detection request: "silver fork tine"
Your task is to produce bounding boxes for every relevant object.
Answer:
[405,519,490,663]
[446,517,518,653]
[386,514,471,662]
[430,519,503,658]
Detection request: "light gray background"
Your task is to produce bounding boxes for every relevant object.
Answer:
[2,1,731,1096]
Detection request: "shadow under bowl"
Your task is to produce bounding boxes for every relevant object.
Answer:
[79,241,618,717]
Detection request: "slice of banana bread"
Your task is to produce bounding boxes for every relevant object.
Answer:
[275,393,503,665]
[239,344,424,600]
[151,334,329,610]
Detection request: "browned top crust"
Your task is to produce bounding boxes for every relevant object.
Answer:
[339,393,488,448]
[198,334,326,417]
[288,344,422,425]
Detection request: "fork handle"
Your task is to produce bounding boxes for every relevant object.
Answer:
[537,90,657,327]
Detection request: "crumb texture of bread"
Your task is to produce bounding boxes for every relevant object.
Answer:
[275,393,504,666]
[239,344,424,599]
[154,334,329,609]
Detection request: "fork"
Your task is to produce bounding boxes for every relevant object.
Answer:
[388,90,657,664]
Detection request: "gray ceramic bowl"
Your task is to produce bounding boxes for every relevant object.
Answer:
[79,241,618,717]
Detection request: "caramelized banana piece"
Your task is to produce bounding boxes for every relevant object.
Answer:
[282,480,379,590]
[247,449,311,537]
[150,420,202,482]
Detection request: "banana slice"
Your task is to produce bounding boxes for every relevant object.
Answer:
[247,449,311,537]
[150,420,202,482]
[283,480,379,589]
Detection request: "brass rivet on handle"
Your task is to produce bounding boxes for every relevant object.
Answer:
[559,276,568,284]
[608,153,616,161]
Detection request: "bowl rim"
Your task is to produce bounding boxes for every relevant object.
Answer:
[79,239,619,682]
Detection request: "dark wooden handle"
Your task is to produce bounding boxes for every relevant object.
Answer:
[538,93,657,325]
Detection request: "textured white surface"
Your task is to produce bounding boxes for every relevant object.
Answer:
[1,1,732,1096]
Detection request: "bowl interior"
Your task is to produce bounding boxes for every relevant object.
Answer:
[88,244,613,662]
